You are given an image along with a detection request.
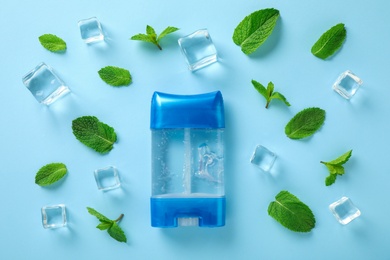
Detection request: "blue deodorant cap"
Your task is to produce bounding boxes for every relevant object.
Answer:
[150,91,225,129]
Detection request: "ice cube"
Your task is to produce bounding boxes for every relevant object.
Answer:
[22,62,70,105]
[78,17,104,43]
[250,145,277,172]
[178,29,217,71]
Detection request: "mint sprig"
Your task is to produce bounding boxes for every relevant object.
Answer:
[130,25,179,50]
[285,107,326,139]
[35,163,67,186]
[268,190,316,232]
[98,66,132,87]
[321,150,352,186]
[87,207,127,243]
[38,34,67,52]
[311,23,346,59]
[252,80,290,109]
[72,116,117,154]
[233,8,280,55]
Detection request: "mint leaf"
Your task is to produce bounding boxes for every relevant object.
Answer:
[325,174,337,186]
[87,207,127,243]
[146,25,156,36]
[35,162,67,186]
[321,150,352,186]
[270,92,290,106]
[108,222,127,243]
[98,66,132,87]
[252,80,268,99]
[96,222,113,230]
[285,107,326,139]
[131,25,179,50]
[87,207,111,222]
[311,23,346,59]
[38,34,67,52]
[157,26,180,42]
[233,8,280,55]
[252,80,290,109]
[327,149,352,165]
[72,116,117,154]
[130,34,155,43]
[268,190,316,232]
[324,164,345,175]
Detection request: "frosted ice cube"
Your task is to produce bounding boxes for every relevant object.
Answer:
[178,29,217,71]
[329,197,361,225]
[22,62,70,105]
[333,70,362,99]
[94,166,121,191]
[41,204,67,229]
[250,145,277,172]
[78,17,104,43]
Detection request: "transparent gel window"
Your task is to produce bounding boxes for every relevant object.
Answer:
[329,197,361,225]
[151,128,224,197]
[178,29,217,71]
[41,204,67,229]
[250,145,277,172]
[22,62,70,105]
[94,166,121,191]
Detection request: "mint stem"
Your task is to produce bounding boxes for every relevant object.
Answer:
[265,100,270,109]
[156,43,162,50]
[115,214,124,223]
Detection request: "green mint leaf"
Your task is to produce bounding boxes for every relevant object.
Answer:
[38,34,67,52]
[327,150,352,165]
[35,162,67,186]
[252,80,290,109]
[157,26,180,42]
[131,34,155,43]
[146,25,156,36]
[320,150,352,185]
[87,207,112,222]
[322,163,345,175]
[268,190,316,233]
[131,25,179,50]
[311,23,346,59]
[233,8,280,55]
[96,222,113,230]
[270,92,291,107]
[72,116,117,154]
[108,222,127,243]
[98,66,132,87]
[87,207,127,243]
[325,174,337,186]
[267,81,274,97]
[285,107,326,139]
[252,80,268,100]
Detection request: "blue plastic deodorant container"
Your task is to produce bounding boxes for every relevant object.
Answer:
[150,91,225,227]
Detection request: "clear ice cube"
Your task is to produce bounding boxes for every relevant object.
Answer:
[22,62,70,105]
[329,197,361,225]
[178,29,217,71]
[78,17,104,43]
[41,204,67,229]
[94,166,121,191]
[250,145,277,172]
[333,70,363,99]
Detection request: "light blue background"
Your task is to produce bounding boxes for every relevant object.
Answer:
[1,0,389,259]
